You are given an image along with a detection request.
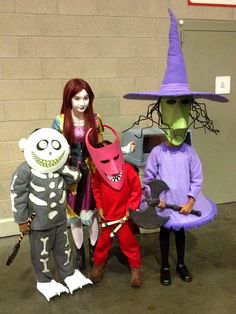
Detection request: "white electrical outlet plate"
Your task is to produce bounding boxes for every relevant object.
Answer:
[215,76,231,94]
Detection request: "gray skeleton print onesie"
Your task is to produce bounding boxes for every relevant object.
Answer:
[11,161,81,282]
[10,128,92,301]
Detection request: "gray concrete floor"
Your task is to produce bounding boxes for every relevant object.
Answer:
[0,202,235,314]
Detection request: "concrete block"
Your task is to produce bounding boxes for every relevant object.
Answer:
[136,0,168,17]
[97,0,136,16]
[135,76,163,91]
[22,79,62,100]
[20,36,99,58]
[0,121,29,141]
[0,160,22,180]
[118,17,164,38]
[8,142,24,161]
[0,200,13,221]
[39,15,79,36]
[0,37,19,57]
[45,99,61,120]
[28,119,52,133]
[117,58,160,77]
[5,100,47,121]
[58,0,97,15]
[0,0,15,13]
[0,15,39,35]
[60,37,100,57]
[0,59,41,79]
[19,37,61,57]
[78,16,121,37]
[99,38,136,57]
[0,102,5,121]
[0,80,23,101]
[93,97,120,117]
[42,58,117,79]
[16,0,58,14]
[135,38,168,58]
[0,181,9,200]
[120,100,148,117]
[96,77,136,97]
[0,143,9,162]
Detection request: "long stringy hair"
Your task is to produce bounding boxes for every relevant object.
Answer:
[60,78,98,146]
[123,97,219,139]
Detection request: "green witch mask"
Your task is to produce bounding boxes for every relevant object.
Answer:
[160,96,191,146]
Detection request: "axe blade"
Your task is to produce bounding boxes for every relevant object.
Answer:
[129,207,169,229]
[147,179,169,200]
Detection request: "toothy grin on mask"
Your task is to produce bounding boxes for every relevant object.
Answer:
[32,151,65,168]
[106,172,122,182]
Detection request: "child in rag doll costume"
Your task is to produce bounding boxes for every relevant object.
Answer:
[52,78,136,271]
[10,128,92,301]
[123,9,228,285]
[85,125,143,287]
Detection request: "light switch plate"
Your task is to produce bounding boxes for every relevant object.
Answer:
[215,76,231,94]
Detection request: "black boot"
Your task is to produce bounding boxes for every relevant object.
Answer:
[74,244,85,271]
[88,239,96,267]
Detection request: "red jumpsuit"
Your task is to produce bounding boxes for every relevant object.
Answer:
[92,162,142,269]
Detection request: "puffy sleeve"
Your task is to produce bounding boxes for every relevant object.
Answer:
[52,114,63,132]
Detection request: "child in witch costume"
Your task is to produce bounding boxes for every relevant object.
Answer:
[10,128,92,300]
[85,125,143,287]
[123,9,228,285]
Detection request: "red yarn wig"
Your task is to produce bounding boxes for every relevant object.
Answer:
[60,78,98,145]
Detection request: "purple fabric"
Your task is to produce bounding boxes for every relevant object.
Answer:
[123,91,228,102]
[142,142,217,230]
[123,9,228,103]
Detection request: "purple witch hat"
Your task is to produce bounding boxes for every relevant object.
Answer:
[124,9,228,103]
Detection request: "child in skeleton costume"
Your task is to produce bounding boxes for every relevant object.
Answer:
[52,78,135,271]
[123,9,228,285]
[85,125,142,287]
[10,128,92,301]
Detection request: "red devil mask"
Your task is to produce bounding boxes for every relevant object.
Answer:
[85,125,124,190]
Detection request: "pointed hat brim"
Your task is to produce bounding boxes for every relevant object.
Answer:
[123,90,228,102]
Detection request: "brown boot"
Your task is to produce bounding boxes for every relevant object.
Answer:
[89,265,104,283]
[130,268,142,287]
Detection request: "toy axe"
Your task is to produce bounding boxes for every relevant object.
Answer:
[147,179,202,217]
[129,180,170,229]
[129,179,202,229]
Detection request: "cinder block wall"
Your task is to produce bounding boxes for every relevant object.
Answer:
[0,0,235,224]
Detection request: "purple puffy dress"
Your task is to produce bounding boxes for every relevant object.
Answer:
[142,142,217,230]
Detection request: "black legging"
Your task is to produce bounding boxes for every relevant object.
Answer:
[159,226,185,268]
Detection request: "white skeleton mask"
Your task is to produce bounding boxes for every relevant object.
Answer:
[19,128,70,174]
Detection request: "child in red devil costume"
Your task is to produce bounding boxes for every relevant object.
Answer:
[85,125,142,287]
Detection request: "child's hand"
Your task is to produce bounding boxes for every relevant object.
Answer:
[180,204,192,214]
[121,141,136,154]
[98,208,105,221]
[18,222,30,234]
[180,197,195,215]
[157,199,166,209]
[125,211,130,220]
